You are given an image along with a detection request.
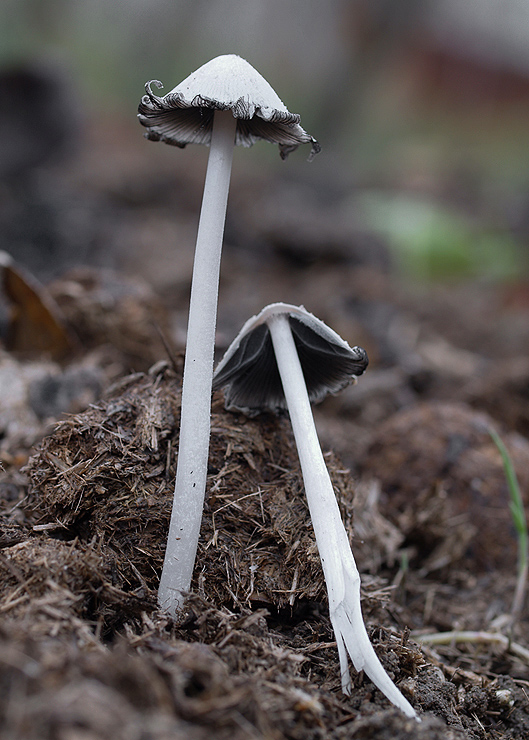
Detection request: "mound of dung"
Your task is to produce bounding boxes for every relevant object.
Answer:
[48,267,172,371]
[0,535,150,641]
[24,360,357,617]
[359,401,529,573]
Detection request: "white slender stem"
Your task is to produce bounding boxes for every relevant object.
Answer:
[268,314,417,720]
[158,111,237,617]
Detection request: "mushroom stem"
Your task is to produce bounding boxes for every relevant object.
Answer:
[267,313,417,720]
[158,110,237,616]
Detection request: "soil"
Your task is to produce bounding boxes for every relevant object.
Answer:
[0,100,528,738]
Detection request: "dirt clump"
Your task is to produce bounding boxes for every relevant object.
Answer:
[23,360,357,613]
[358,400,529,573]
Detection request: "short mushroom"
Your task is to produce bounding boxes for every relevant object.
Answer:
[213,303,418,720]
[138,55,319,616]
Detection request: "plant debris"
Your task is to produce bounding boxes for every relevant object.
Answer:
[23,360,356,613]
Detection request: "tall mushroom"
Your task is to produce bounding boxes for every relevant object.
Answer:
[138,56,319,616]
[213,303,418,720]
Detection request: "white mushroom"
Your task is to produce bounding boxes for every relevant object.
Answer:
[138,56,319,616]
[213,303,418,720]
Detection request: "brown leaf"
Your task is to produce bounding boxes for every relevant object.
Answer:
[0,252,77,360]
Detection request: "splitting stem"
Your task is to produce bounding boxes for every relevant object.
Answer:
[268,313,417,720]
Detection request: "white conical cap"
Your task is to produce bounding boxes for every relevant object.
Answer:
[138,55,320,160]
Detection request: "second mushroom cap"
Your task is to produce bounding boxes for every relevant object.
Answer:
[213,303,368,416]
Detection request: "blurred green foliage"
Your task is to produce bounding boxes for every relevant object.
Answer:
[355,191,526,281]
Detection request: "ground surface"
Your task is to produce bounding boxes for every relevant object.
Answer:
[0,106,528,739]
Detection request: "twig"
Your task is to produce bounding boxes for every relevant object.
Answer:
[413,629,529,664]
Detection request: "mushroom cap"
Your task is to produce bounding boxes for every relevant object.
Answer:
[138,54,320,160]
[213,303,368,416]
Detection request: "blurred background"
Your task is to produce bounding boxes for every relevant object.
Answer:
[1,0,529,367]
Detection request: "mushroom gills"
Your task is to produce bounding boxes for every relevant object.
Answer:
[213,315,368,415]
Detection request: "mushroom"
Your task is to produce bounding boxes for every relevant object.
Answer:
[138,55,319,616]
[213,303,418,720]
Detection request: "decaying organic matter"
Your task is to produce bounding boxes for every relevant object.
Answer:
[359,401,529,573]
[24,360,357,613]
